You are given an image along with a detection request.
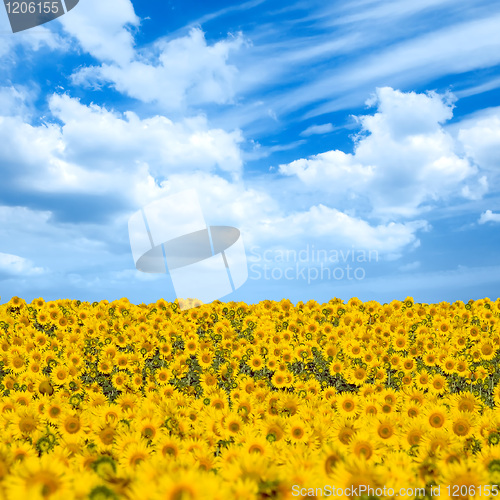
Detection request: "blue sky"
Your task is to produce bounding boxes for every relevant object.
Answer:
[0,0,499,306]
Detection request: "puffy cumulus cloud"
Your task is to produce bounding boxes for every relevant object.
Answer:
[478,210,500,224]
[279,150,374,200]
[259,204,429,255]
[0,252,46,277]
[0,115,63,177]
[0,93,243,205]
[280,87,486,218]
[48,94,243,178]
[57,0,140,66]
[130,171,279,238]
[129,174,427,258]
[458,112,500,173]
[70,28,245,111]
[363,87,455,140]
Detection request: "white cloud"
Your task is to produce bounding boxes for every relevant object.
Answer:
[0,93,244,198]
[131,173,428,258]
[300,123,335,136]
[49,93,244,177]
[58,0,140,66]
[71,28,246,111]
[257,204,429,254]
[0,7,68,59]
[478,210,500,224]
[280,87,485,218]
[0,252,46,276]
[279,149,374,196]
[458,113,500,172]
[0,85,37,120]
[298,13,500,119]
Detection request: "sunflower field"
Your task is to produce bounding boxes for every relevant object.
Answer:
[1,296,500,499]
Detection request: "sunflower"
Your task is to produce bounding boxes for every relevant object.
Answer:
[222,412,245,439]
[372,367,387,384]
[453,358,469,377]
[441,356,456,375]
[197,349,214,369]
[439,459,490,500]
[360,398,379,418]
[336,393,361,419]
[424,403,449,430]
[114,352,130,370]
[419,428,461,457]
[321,442,344,476]
[448,411,476,439]
[331,418,358,446]
[210,395,227,412]
[423,351,438,366]
[401,416,427,450]
[119,440,151,469]
[11,407,41,440]
[156,433,184,459]
[200,371,219,392]
[371,416,400,446]
[278,394,301,417]
[10,441,35,463]
[85,392,108,410]
[115,393,139,414]
[453,392,482,414]
[401,401,423,419]
[51,365,69,386]
[60,412,88,441]
[403,387,425,406]
[112,371,131,391]
[4,454,70,499]
[235,398,254,418]
[97,356,114,375]
[402,357,415,372]
[324,342,338,359]
[380,450,420,491]
[271,370,292,389]
[44,395,67,424]
[414,371,431,391]
[428,373,447,395]
[184,336,199,355]
[155,367,170,386]
[329,455,383,500]
[157,467,219,500]
[242,433,270,457]
[69,470,102,500]
[479,340,497,361]
[258,416,287,443]
[393,334,408,351]
[219,450,275,485]
[329,359,345,377]
[360,385,375,398]
[349,430,381,462]
[347,366,369,385]
[229,478,259,500]
[96,424,116,449]
[287,415,310,444]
